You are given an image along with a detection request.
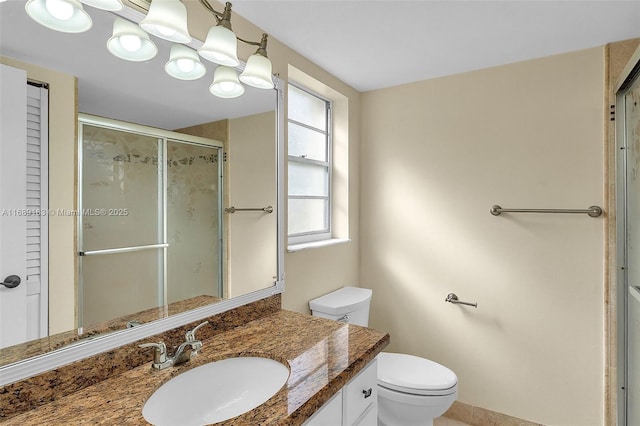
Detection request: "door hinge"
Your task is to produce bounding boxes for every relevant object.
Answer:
[610,104,615,122]
[223,152,228,162]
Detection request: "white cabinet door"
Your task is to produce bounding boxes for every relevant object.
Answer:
[304,389,343,426]
[343,359,378,426]
[353,403,377,426]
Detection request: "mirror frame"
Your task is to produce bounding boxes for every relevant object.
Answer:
[0,5,285,386]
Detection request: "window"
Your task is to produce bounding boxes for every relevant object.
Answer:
[288,83,332,244]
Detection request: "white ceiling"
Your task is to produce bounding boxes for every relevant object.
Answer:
[231,0,640,92]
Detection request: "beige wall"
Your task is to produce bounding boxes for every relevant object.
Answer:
[0,56,76,334]
[361,47,606,425]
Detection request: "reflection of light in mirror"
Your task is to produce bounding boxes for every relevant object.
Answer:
[107,17,157,62]
[157,25,177,38]
[177,58,195,73]
[210,66,245,98]
[46,0,74,20]
[25,0,92,33]
[119,34,142,52]
[220,82,236,92]
[164,44,205,81]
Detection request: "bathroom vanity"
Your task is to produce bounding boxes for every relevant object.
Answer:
[0,297,389,425]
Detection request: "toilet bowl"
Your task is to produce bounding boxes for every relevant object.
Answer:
[309,287,458,426]
[377,352,457,426]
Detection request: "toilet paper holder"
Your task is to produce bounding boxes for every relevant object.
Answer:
[445,293,477,308]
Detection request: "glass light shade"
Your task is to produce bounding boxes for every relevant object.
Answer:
[239,54,274,89]
[79,0,122,11]
[25,0,92,33]
[198,25,239,67]
[165,44,206,80]
[209,66,244,99]
[107,17,158,62]
[139,0,191,44]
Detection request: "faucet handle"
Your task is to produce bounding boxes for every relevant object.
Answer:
[185,321,209,342]
[139,341,168,365]
[185,321,209,355]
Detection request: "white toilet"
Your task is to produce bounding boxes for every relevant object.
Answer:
[309,286,458,426]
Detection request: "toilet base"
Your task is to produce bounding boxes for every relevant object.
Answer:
[378,396,434,426]
[377,384,456,426]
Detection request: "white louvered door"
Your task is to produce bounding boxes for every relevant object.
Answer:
[25,83,48,341]
[0,64,48,348]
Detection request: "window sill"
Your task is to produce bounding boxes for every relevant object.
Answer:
[287,238,351,253]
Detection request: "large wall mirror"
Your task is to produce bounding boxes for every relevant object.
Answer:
[0,0,284,380]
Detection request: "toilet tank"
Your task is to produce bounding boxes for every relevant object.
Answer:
[309,286,372,327]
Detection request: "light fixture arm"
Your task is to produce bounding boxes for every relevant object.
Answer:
[198,0,224,20]
[238,33,269,56]
[199,0,232,29]
[198,0,269,55]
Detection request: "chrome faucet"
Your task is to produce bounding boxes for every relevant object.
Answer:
[139,321,210,370]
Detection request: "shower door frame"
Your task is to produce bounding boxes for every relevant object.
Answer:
[77,114,224,329]
[615,50,640,426]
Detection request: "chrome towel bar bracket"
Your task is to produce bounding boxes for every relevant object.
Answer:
[490,205,602,218]
[445,293,477,308]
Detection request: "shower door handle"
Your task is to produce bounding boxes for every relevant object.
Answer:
[1,275,21,288]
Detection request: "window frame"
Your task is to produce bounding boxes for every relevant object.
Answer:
[287,82,333,245]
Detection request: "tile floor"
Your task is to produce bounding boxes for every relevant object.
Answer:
[434,416,472,426]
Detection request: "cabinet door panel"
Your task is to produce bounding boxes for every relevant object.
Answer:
[343,359,377,426]
[353,403,377,426]
[304,389,342,426]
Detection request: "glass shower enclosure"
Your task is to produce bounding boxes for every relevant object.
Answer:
[77,115,223,328]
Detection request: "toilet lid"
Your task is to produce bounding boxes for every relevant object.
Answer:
[377,352,458,396]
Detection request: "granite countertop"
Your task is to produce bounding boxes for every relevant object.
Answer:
[3,310,389,425]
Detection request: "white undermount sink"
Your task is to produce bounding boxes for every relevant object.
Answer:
[142,357,290,426]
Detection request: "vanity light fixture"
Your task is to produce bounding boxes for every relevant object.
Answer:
[239,34,274,89]
[209,65,245,98]
[25,0,92,33]
[198,2,239,67]
[107,17,158,61]
[79,0,123,11]
[198,0,275,91]
[165,44,206,80]
[140,0,191,44]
